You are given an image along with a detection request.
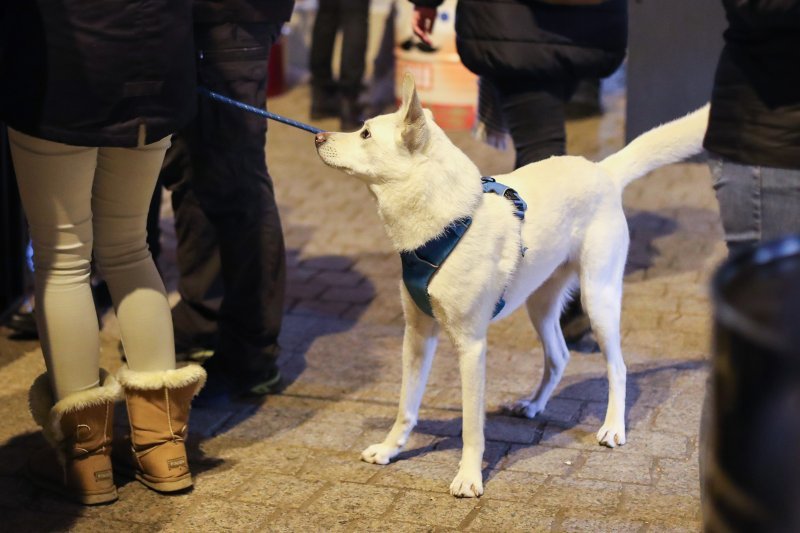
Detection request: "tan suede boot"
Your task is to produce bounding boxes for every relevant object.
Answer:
[117,365,206,492]
[28,370,121,505]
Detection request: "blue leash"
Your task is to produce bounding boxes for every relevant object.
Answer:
[197,87,324,135]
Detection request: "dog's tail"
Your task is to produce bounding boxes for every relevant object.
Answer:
[599,104,710,190]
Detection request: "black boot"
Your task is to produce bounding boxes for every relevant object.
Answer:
[340,95,364,132]
[310,86,340,120]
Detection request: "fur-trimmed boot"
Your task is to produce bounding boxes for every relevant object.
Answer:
[28,370,121,505]
[117,365,206,492]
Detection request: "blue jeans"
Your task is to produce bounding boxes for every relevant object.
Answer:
[709,156,800,256]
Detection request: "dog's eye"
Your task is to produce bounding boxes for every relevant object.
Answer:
[360,128,371,139]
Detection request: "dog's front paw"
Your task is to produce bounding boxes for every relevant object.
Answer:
[503,399,544,419]
[596,423,626,448]
[449,469,484,498]
[361,443,399,465]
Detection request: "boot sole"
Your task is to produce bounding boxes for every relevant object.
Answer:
[135,472,193,493]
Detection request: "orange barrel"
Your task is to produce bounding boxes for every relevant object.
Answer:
[394,1,477,130]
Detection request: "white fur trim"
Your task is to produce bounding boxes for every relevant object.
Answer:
[117,364,207,395]
[28,369,121,447]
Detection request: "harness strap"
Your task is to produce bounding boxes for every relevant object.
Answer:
[400,176,527,319]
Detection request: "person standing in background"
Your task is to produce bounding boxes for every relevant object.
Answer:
[704,0,800,256]
[410,0,627,345]
[161,0,295,406]
[309,0,370,130]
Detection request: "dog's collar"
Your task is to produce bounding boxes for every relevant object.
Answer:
[400,176,527,318]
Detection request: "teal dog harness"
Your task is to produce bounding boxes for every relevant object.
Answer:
[400,177,527,318]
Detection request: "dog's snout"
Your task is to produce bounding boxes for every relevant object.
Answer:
[315,132,329,147]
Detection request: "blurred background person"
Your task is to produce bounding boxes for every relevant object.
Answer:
[411,0,628,345]
[309,0,370,130]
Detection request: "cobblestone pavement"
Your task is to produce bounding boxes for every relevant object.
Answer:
[0,77,724,531]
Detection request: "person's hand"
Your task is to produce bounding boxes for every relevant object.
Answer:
[412,7,437,46]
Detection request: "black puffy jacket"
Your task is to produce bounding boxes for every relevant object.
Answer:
[703,0,800,169]
[0,0,196,147]
[194,0,294,24]
[412,0,627,82]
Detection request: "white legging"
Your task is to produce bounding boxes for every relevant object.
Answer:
[8,128,176,400]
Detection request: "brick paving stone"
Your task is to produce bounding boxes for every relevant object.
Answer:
[620,486,702,523]
[258,511,353,533]
[369,459,459,493]
[654,457,701,498]
[465,500,555,532]
[502,445,583,476]
[345,517,438,533]
[320,285,376,304]
[536,476,624,517]
[576,450,655,485]
[290,299,351,318]
[304,482,398,520]
[559,516,645,532]
[233,471,326,508]
[199,439,308,475]
[163,498,275,532]
[481,469,548,502]
[297,450,383,483]
[387,490,478,528]
[646,520,703,532]
[300,256,354,272]
[314,270,368,288]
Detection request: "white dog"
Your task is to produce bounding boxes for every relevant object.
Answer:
[315,73,709,497]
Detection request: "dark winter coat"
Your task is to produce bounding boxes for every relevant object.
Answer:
[194,0,294,24]
[0,0,196,147]
[703,0,800,169]
[412,0,627,82]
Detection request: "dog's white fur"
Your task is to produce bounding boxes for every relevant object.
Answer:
[316,74,709,497]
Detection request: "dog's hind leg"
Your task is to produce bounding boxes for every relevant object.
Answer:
[506,263,576,419]
[361,303,439,465]
[580,217,629,448]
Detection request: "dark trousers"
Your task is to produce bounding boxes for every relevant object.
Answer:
[160,22,287,386]
[494,78,577,169]
[309,0,370,97]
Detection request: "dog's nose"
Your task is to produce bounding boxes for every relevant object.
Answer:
[315,132,329,147]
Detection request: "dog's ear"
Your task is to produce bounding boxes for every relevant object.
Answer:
[399,73,429,152]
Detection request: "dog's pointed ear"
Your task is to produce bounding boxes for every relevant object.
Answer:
[399,73,429,152]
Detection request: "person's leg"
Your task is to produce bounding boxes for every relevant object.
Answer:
[7,128,100,400]
[192,22,287,393]
[493,78,592,344]
[710,157,762,256]
[92,136,175,372]
[711,158,800,256]
[162,127,223,356]
[338,0,370,129]
[759,166,800,243]
[493,78,574,169]
[310,0,342,118]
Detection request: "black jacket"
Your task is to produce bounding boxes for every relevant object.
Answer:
[0,0,196,147]
[194,0,294,24]
[413,0,627,82]
[703,0,800,169]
